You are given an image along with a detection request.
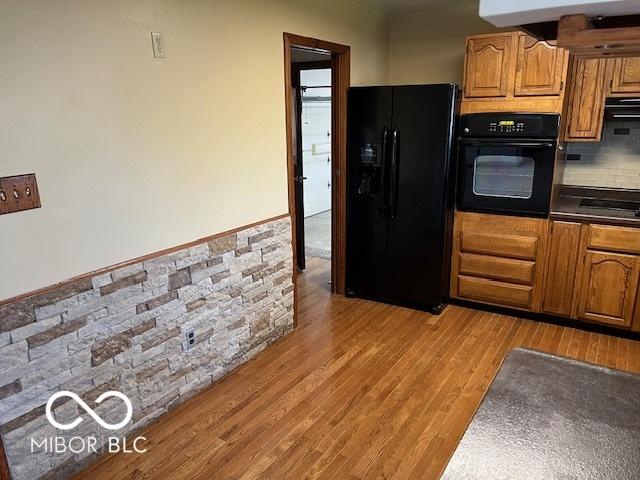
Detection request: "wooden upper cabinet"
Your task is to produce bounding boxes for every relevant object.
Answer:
[542,221,581,317]
[576,251,640,327]
[609,57,640,94]
[565,57,608,142]
[514,35,568,96]
[464,33,513,98]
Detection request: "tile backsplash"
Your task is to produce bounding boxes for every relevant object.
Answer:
[563,120,640,190]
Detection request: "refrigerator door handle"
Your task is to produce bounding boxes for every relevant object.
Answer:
[389,127,400,220]
[380,127,389,219]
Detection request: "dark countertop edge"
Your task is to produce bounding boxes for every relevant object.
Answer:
[558,186,640,202]
[550,210,640,228]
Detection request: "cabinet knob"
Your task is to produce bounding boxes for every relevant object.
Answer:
[463,127,470,134]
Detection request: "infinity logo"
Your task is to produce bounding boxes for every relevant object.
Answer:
[45,391,133,431]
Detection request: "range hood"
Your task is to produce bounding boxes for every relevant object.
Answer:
[605,98,640,119]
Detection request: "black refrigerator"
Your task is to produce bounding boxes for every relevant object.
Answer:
[346,84,458,313]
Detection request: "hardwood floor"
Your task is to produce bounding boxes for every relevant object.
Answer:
[78,257,640,480]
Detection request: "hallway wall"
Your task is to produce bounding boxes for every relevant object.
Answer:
[1,0,504,301]
[0,0,390,300]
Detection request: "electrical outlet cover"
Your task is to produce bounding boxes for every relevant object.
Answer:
[185,328,195,350]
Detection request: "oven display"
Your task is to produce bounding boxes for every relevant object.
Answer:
[489,120,525,133]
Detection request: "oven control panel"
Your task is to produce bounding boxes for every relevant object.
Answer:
[460,113,560,138]
[488,120,524,133]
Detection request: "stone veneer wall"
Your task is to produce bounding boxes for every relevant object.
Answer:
[0,216,294,480]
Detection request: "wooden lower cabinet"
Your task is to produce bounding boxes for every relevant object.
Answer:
[450,211,547,312]
[575,251,640,328]
[451,212,640,331]
[542,221,581,316]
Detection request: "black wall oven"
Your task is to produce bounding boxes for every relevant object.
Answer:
[457,113,560,217]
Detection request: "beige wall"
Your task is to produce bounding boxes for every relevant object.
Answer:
[388,0,501,86]
[0,0,389,300]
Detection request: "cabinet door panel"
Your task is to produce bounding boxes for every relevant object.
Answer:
[576,251,640,327]
[514,36,567,96]
[542,222,581,316]
[610,57,640,94]
[464,34,513,98]
[565,58,607,141]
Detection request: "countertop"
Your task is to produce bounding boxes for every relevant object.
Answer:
[550,186,640,227]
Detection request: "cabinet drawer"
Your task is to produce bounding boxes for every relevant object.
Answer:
[587,224,640,255]
[457,275,533,309]
[460,232,538,260]
[459,253,535,284]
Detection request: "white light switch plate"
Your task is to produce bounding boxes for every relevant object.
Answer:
[151,32,166,58]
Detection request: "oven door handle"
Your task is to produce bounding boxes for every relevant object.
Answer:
[461,140,555,148]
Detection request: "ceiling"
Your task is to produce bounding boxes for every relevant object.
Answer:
[360,0,476,13]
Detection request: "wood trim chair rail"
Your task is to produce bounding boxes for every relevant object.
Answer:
[0,213,289,308]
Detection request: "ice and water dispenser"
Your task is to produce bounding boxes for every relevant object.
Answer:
[356,143,382,196]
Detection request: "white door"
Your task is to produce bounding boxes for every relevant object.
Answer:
[300,69,331,218]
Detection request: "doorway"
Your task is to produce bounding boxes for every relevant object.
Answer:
[292,55,332,266]
[283,33,350,298]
